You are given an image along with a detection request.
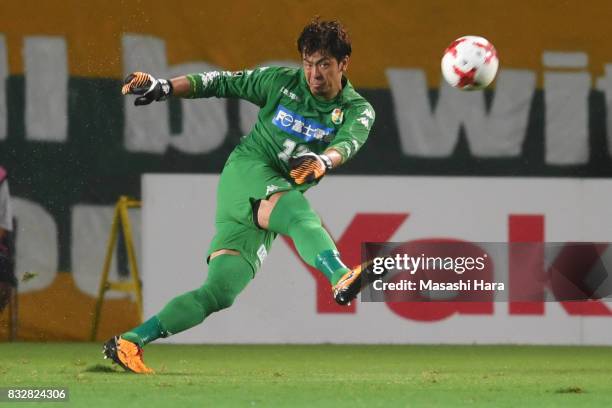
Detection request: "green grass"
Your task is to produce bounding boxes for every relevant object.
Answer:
[0,344,611,407]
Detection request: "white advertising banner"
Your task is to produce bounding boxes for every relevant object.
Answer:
[142,174,612,344]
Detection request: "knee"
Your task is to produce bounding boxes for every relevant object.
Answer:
[283,206,322,234]
[213,290,236,311]
[205,274,238,311]
[198,282,235,313]
[265,190,320,234]
[199,253,252,314]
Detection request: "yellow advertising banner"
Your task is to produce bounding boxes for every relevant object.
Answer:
[1,0,611,86]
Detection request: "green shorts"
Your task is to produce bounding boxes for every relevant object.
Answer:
[207,148,298,274]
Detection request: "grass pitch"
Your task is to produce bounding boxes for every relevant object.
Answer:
[0,343,611,407]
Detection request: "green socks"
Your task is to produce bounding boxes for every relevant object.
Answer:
[315,250,351,285]
[122,254,252,347]
[122,316,166,347]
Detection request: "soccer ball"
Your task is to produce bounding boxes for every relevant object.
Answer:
[441,36,499,90]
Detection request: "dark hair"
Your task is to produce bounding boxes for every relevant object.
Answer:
[297,17,352,62]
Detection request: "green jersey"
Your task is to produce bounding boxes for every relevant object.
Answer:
[186,66,375,176]
[185,66,374,272]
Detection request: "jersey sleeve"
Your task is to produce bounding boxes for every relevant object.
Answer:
[327,103,375,163]
[184,66,284,107]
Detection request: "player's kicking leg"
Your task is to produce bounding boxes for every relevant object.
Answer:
[332,263,365,305]
[257,190,363,305]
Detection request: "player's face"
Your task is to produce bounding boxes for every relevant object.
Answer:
[302,51,348,100]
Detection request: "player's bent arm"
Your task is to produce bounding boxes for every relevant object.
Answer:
[326,103,375,164]
[288,148,346,185]
[288,104,375,185]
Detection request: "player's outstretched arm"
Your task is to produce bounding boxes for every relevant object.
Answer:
[123,67,281,106]
[122,72,192,105]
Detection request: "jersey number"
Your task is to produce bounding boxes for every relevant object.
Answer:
[277,139,308,162]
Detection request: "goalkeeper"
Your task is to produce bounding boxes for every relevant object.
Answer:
[104,17,375,374]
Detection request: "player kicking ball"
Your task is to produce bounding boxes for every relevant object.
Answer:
[104,17,375,374]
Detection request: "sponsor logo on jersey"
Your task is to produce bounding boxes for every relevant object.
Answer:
[272,105,335,143]
[331,108,344,125]
[281,87,301,102]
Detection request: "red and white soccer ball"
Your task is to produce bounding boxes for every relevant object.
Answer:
[441,36,499,90]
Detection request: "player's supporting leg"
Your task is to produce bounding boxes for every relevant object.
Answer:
[265,190,360,304]
[104,253,252,373]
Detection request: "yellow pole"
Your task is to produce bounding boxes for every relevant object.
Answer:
[90,201,121,341]
[119,197,143,322]
[90,196,143,341]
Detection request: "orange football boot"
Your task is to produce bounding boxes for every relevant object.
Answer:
[103,336,154,374]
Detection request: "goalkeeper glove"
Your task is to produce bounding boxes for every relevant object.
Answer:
[289,152,333,184]
[121,72,172,106]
